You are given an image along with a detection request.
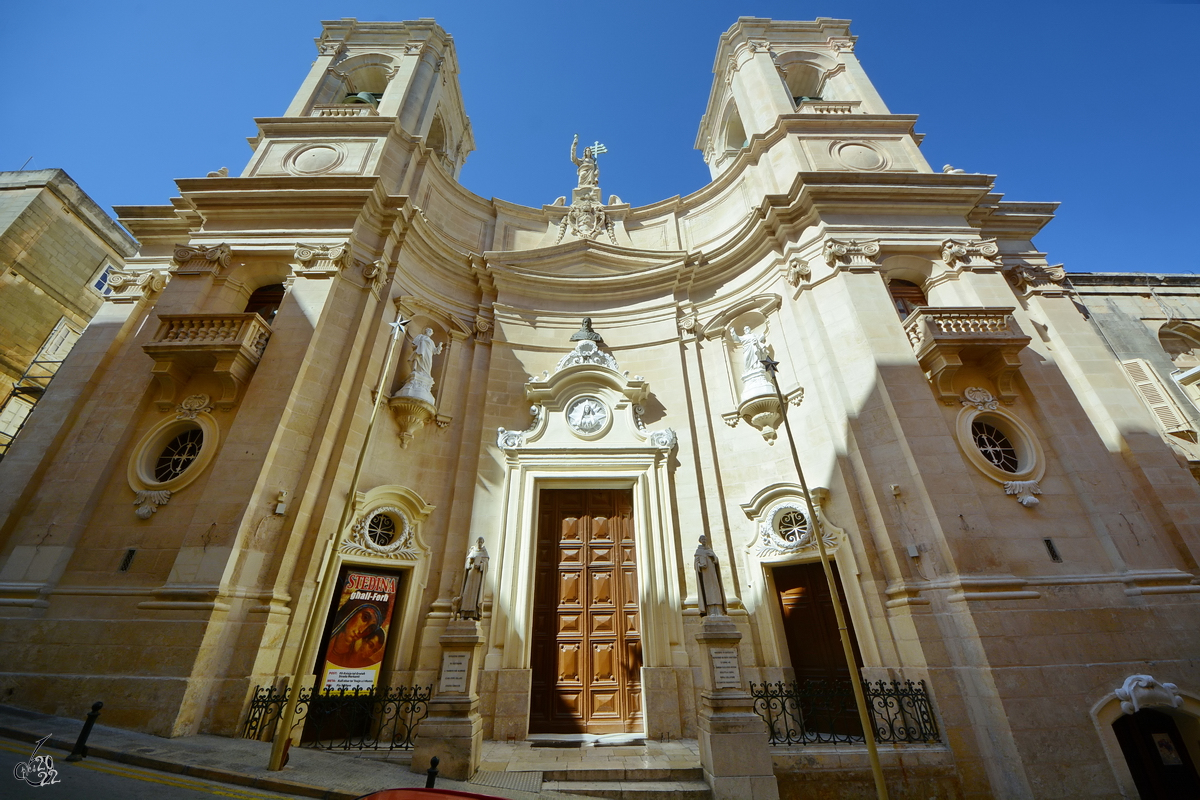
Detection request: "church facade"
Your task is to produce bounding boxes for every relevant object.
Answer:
[2,16,1199,799]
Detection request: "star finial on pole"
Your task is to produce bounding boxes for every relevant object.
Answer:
[760,356,780,374]
[389,318,411,340]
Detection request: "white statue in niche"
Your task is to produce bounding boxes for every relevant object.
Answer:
[694,535,728,617]
[396,327,443,406]
[729,325,775,403]
[454,537,489,621]
[410,328,443,377]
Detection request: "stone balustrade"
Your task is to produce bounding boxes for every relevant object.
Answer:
[902,307,1030,404]
[143,313,273,410]
[795,100,861,114]
[310,104,378,117]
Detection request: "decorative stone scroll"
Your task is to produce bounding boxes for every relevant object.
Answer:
[785,256,811,287]
[497,406,543,451]
[103,268,168,303]
[823,238,880,269]
[172,244,232,275]
[828,37,856,52]
[294,242,353,276]
[1116,674,1183,716]
[942,238,1000,269]
[473,315,492,343]
[754,502,838,558]
[556,339,620,373]
[1007,263,1068,293]
[961,387,999,412]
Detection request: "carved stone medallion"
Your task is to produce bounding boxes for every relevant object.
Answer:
[566,396,609,436]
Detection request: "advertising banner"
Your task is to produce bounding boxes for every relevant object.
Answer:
[319,571,399,691]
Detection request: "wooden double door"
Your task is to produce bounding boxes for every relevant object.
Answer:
[530,489,643,734]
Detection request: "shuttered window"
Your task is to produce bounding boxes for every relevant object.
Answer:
[1121,358,1193,434]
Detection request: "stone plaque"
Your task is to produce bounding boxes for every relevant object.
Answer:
[439,651,470,693]
[711,647,741,689]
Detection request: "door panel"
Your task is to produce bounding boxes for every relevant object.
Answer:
[530,489,643,733]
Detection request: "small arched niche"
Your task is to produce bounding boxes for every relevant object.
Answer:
[1159,322,1200,370]
[782,62,825,105]
[721,103,747,160]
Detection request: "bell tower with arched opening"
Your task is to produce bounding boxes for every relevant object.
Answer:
[244,19,474,183]
[695,17,930,180]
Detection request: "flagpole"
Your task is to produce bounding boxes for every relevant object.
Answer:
[760,355,890,800]
[269,310,410,770]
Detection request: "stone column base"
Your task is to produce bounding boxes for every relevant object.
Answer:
[410,697,482,781]
[697,693,779,800]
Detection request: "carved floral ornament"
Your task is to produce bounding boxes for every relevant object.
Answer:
[175,393,214,420]
[786,256,811,287]
[754,502,839,558]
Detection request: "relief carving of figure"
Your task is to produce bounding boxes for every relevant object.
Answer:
[730,326,771,376]
[694,535,728,617]
[455,537,489,620]
[410,328,443,377]
[571,134,599,188]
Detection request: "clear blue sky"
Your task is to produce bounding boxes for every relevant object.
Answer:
[4,2,1197,274]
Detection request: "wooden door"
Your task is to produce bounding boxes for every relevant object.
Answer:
[1113,709,1200,799]
[774,561,863,736]
[530,489,642,734]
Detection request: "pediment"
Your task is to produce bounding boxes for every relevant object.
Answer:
[483,239,690,297]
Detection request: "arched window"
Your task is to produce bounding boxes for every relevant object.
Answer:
[244,284,285,323]
[888,279,927,319]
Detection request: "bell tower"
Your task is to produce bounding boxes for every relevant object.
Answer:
[696,17,929,179]
[242,18,475,183]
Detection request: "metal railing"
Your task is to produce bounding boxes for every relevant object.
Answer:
[750,679,941,746]
[242,684,432,751]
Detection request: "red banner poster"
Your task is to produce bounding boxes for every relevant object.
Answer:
[320,571,399,691]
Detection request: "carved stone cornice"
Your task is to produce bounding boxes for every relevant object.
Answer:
[103,268,168,304]
[1007,263,1067,295]
[823,238,880,270]
[293,242,354,277]
[172,244,232,276]
[941,238,1000,269]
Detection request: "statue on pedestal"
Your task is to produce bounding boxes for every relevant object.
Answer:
[571,134,600,189]
[455,537,489,621]
[694,535,728,617]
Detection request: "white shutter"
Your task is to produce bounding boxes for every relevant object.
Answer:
[1121,358,1193,434]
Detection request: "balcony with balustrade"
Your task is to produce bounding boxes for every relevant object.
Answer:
[903,307,1031,404]
[142,313,273,410]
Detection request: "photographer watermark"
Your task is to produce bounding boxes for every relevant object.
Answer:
[12,734,61,787]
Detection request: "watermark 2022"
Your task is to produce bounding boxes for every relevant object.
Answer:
[12,735,61,787]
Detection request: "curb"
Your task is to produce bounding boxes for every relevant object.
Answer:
[0,723,361,800]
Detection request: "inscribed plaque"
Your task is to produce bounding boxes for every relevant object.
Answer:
[439,651,470,693]
[711,647,741,689]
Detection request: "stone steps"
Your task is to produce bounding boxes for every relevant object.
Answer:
[542,767,710,800]
[540,778,712,800]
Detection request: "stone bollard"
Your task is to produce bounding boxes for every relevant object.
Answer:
[411,618,485,781]
[694,615,780,800]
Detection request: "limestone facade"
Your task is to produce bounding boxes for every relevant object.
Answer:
[1,16,1199,799]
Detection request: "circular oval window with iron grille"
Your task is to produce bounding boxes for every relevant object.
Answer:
[775,509,809,545]
[154,427,204,481]
[955,395,1044,486]
[971,420,1018,473]
[365,513,396,547]
[128,405,221,503]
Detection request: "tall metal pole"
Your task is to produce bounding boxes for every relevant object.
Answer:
[761,356,889,800]
[269,311,410,770]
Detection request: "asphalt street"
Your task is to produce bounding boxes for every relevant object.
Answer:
[2,737,312,800]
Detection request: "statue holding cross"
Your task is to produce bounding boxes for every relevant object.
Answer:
[570,134,607,189]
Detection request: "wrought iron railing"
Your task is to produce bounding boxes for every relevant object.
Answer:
[241,684,432,751]
[749,679,940,746]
